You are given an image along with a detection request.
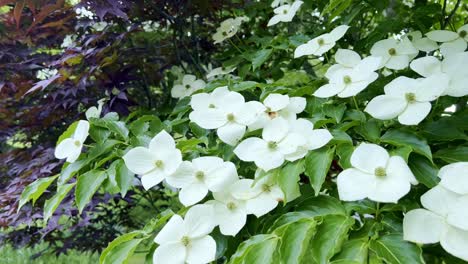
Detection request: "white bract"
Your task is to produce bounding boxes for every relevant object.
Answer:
[166,157,238,206]
[123,130,182,190]
[85,98,106,120]
[294,25,350,58]
[234,117,305,171]
[249,93,306,130]
[426,24,468,56]
[405,31,438,53]
[314,49,381,98]
[230,174,284,217]
[171,74,206,99]
[54,120,90,163]
[271,0,291,7]
[404,162,468,261]
[207,185,248,236]
[153,205,217,264]
[189,87,265,145]
[267,1,303,27]
[410,53,468,97]
[370,37,418,70]
[365,75,449,125]
[337,143,418,203]
[213,17,248,44]
[206,66,236,80]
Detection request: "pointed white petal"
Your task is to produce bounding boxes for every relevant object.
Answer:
[186,236,217,264]
[285,97,306,114]
[365,95,406,121]
[439,162,468,195]
[217,122,246,146]
[384,76,419,97]
[398,102,431,125]
[159,149,182,175]
[184,204,216,237]
[337,168,374,201]
[221,91,245,113]
[190,92,211,111]
[370,39,397,57]
[205,161,238,192]
[65,147,82,163]
[234,137,268,162]
[55,138,78,160]
[413,37,439,52]
[154,214,185,244]
[149,130,176,152]
[440,38,467,57]
[277,133,305,154]
[440,225,468,262]
[230,179,262,200]
[447,196,468,231]
[166,161,195,188]
[267,14,283,27]
[179,182,209,206]
[426,30,459,42]
[74,120,90,142]
[350,143,389,174]
[214,202,247,236]
[294,42,318,58]
[338,79,374,98]
[328,25,350,41]
[445,76,468,97]
[314,83,345,98]
[262,117,289,142]
[415,74,448,101]
[255,149,285,171]
[369,174,411,203]
[235,101,266,125]
[171,84,188,98]
[409,56,442,77]
[306,129,333,150]
[335,49,361,67]
[354,56,381,73]
[421,185,461,217]
[385,55,409,70]
[246,193,279,217]
[189,109,227,129]
[403,209,444,244]
[141,169,166,190]
[387,156,418,184]
[192,156,224,172]
[264,93,289,111]
[153,242,186,264]
[122,147,156,174]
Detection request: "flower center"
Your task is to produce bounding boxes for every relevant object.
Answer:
[185,84,191,89]
[459,30,467,38]
[208,103,216,108]
[221,66,226,71]
[74,140,81,147]
[282,9,288,14]
[227,113,235,122]
[343,75,352,84]
[267,141,277,150]
[317,38,325,46]
[155,160,164,168]
[262,184,271,193]
[407,35,413,41]
[374,167,387,177]
[222,31,228,36]
[388,48,396,56]
[405,92,416,103]
[268,111,278,118]
[181,236,190,246]
[195,171,205,180]
[227,201,237,210]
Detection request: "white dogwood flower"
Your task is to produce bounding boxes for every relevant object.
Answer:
[365,75,449,125]
[85,98,106,120]
[166,157,238,206]
[314,50,381,98]
[337,143,418,203]
[171,74,206,99]
[123,130,182,190]
[230,173,284,217]
[249,93,306,130]
[213,17,248,44]
[267,1,303,27]
[153,205,217,264]
[410,53,468,97]
[294,25,350,58]
[271,0,290,7]
[207,184,248,236]
[370,37,418,70]
[189,89,265,145]
[426,24,468,56]
[284,118,333,161]
[54,120,90,163]
[234,117,305,171]
[206,66,236,80]
[403,184,468,261]
[405,31,438,53]
[438,162,468,195]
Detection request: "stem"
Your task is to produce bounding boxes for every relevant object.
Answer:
[228,38,244,54]
[352,96,360,110]
[375,202,381,220]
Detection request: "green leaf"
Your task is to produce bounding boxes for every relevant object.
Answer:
[115,160,134,197]
[129,115,163,136]
[100,231,144,264]
[43,183,75,223]
[369,234,424,264]
[330,130,353,145]
[323,104,347,123]
[295,195,347,217]
[273,71,311,87]
[305,146,335,195]
[228,235,279,264]
[381,129,432,161]
[56,121,78,145]
[389,146,413,162]
[408,154,439,188]
[102,238,144,264]
[332,238,369,263]
[251,49,273,70]
[58,159,88,185]
[278,160,305,203]
[18,175,58,211]
[308,215,355,263]
[336,144,354,169]
[89,127,111,143]
[434,146,468,162]
[75,170,107,213]
[355,119,380,142]
[274,219,317,264]
[231,81,258,92]
[92,118,129,140]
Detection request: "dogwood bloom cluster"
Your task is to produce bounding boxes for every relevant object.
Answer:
[206,66,236,80]
[213,17,248,44]
[370,37,418,70]
[54,120,90,163]
[314,49,381,98]
[189,86,265,145]
[171,74,206,99]
[403,162,468,261]
[365,74,449,125]
[267,0,303,27]
[294,25,349,58]
[426,24,468,56]
[337,143,418,203]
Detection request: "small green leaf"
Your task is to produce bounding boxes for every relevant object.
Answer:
[228,234,279,264]
[75,170,107,213]
[278,160,305,203]
[100,231,144,264]
[251,49,273,70]
[323,104,347,123]
[332,238,369,263]
[274,219,317,264]
[369,234,424,264]
[408,154,439,188]
[231,81,258,92]
[18,175,58,211]
[434,146,468,162]
[295,195,347,217]
[336,144,354,169]
[381,129,432,161]
[116,160,135,197]
[56,121,78,145]
[102,238,144,264]
[305,146,335,195]
[43,183,75,223]
[92,119,129,140]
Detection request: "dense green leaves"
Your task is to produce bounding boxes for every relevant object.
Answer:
[305,146,335,195]
[381,130,432,161]
[43,183,75,223]
[18,175,58,211]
